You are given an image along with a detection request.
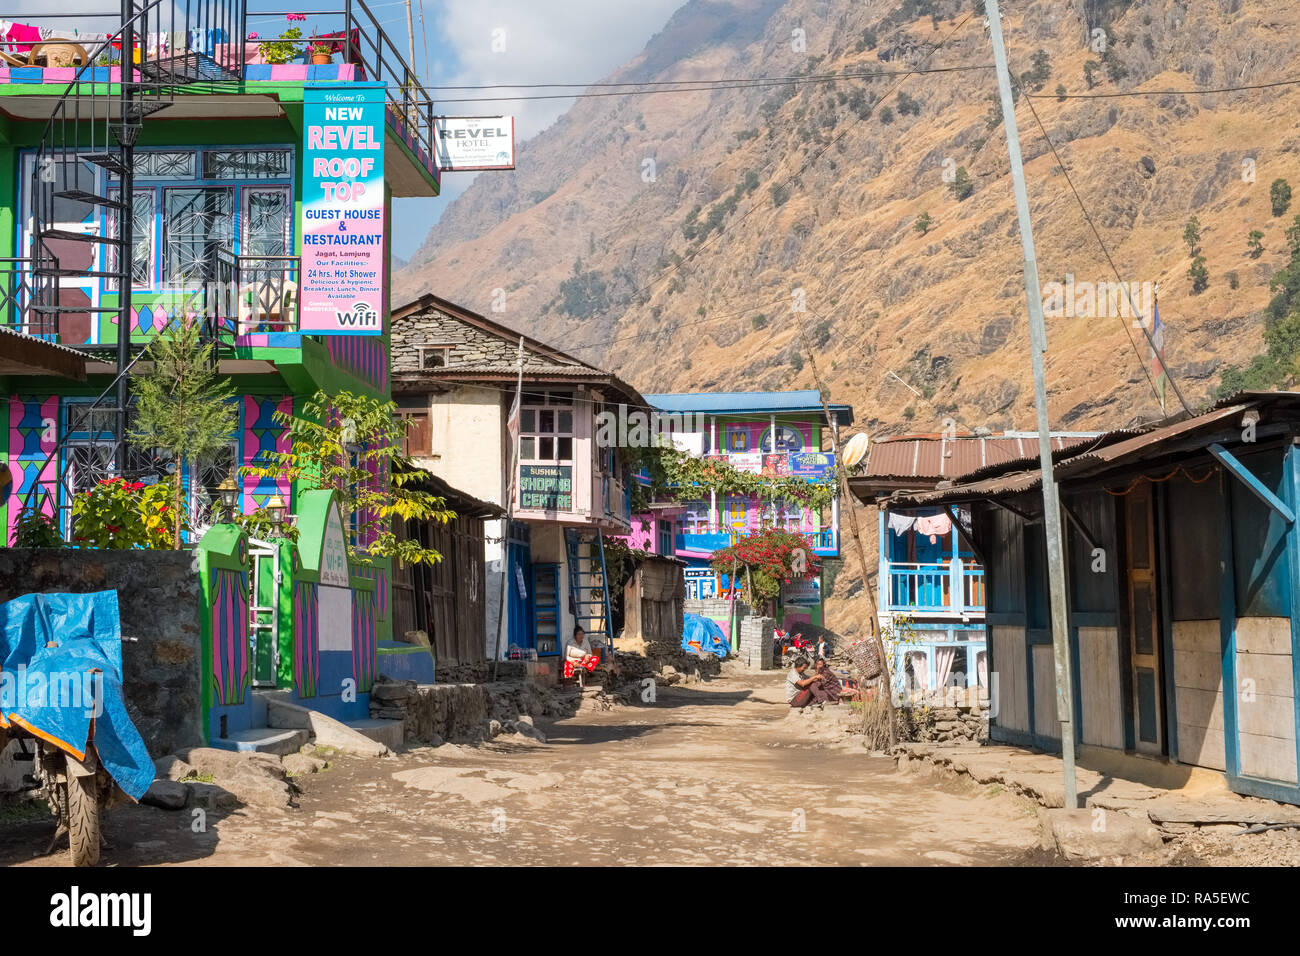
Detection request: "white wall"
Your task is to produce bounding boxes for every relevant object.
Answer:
[1173,619,1226,772]
[1235,616,1297,784]
[1079,626,1124,750]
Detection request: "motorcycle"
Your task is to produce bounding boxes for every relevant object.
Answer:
[2,725,112,867]
[0,591,154,867]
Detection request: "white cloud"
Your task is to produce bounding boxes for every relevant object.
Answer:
[433,0,685,140]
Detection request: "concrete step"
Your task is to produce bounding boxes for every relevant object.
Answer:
[210,727,310,757]
[345,718,405,751]
[266,696,393,756]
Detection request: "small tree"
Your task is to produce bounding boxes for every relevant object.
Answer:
[130,319,238,549]
[913,211,934,235]
[1183,216,1202,256]
[1188,255,1209,294]
[1055,83,1067,101]
[1271,178,1292,217]
[949,165,974,201]
[1247,229,1265,258]
[1083,60,1100,89]
[241,390,455,565]
[1287,215,1300,258]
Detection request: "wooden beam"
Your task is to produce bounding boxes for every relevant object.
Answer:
[1060,499,1099,552]
[948,504,988,567]
[1209,443,1295,524]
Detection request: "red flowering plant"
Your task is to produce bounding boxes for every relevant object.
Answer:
[711,526,820,611]
[70,477,178,550]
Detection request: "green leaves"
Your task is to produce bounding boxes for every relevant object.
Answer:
[241,390,455,565]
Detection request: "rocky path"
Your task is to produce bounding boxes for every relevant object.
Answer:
[0,670,1047,867]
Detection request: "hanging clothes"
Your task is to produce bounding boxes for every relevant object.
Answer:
[915,512,952,542]
[4,21,41,55]
[887,512,917,536]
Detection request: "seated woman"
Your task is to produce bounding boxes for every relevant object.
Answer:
[812,659,843,704]
[562,626,600,680]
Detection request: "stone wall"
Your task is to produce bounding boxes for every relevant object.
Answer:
[392,303,585,372]
[738,615,775,670]
[0,549,204,760]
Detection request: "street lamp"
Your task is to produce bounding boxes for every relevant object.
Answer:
[217,473,240,522]
[265,493,286,532]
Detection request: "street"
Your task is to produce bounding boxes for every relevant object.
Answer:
[1,670,1046,867]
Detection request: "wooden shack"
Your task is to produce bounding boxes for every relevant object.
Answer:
[622,553,686,645]
[392,468,504,666]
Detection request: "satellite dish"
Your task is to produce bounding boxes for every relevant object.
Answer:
[842,432,869,468]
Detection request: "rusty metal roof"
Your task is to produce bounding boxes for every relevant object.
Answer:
[882,395,1300,508]
[860,432,1099,482]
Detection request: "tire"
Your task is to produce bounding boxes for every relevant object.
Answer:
[65,760,100,868]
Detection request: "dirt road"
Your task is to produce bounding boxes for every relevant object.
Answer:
[0,670,1047,866]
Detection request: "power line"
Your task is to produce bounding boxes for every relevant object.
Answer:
[1017,86,1192,416]
[426,65,991,91]
[1027,76,1300,99]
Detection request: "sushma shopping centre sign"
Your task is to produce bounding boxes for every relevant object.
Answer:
[519,465,573,511]
[300,83,386,335]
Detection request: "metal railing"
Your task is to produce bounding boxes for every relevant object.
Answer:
[252,2,437,164]
[0,257,57,339]
[214,253,300,335]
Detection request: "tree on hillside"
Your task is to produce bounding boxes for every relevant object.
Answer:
[129,320,238,549]
[1183,216,1202,257]
[949,166,974,202]
[1272,178,1292,217]
[1188,255,1209,295]
[1083,60,1100,89]
[1247,229,1265,258]
[914,211,934,235]
[1287,216,1300,258]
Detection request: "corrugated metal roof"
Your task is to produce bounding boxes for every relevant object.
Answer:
[862,433,1098,481]
[883,399,1286,508]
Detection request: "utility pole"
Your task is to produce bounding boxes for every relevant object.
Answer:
[404,0,417,72]
[986,0,1078,808]
[799,321,896,747]
[491,336,526,680]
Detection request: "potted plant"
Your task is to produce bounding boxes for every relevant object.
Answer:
[309,37,334,65]
[258,13,306,65]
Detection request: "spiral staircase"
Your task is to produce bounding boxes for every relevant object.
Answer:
[15,0,245,536]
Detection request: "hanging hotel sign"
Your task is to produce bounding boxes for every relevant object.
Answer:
[789,451,835,482]
[519,464,573,511]
[434,115,515,171]
[301,83,386,335]
[782,577,821,607]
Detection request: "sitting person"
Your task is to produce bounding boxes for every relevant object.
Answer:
[786,656,821,708]
[562,625,600,680]
[813,659,843,703]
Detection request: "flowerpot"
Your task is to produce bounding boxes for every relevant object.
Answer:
[311,53,333,64]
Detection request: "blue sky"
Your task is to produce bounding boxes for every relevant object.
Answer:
[8,0,685,257]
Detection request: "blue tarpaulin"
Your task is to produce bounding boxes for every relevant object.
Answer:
[682,612,729,657]
[0,591,154,800]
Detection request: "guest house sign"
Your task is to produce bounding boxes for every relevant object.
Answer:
[434,116,515,171]
[301,83,386,335]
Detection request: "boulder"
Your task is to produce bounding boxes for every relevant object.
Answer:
[141,779,188,810]
[282,753,329,776]
[1040,808,1163,861]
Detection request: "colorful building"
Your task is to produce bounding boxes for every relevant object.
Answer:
[850,431,1096,699]
[0,2,440,743]
[390,292,641,663]
[623,390,852,634]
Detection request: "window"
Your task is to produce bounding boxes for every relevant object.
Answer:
[726,495,747,529]
[519,403,574,463]
[107,189,155,290]
[657,520,674,555]
[110,150,195,181]
[241,187,291,257]
[726,426,749,452]
[420,346,453,369]
[762,424,804,453]
[203,149,291,180]
[396,408,431,456]
[164,187,234,285]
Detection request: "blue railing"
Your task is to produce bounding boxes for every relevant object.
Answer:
[887,562,985,614]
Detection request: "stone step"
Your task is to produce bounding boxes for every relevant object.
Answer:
[345,718,405,751]
[210,727,310,757]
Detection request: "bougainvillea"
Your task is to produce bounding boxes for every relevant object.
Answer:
[711,527,820,608]
[70,477,177,550]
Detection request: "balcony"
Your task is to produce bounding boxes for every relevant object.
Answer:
[674,527,838,557]
[885,560,986,617]
[213,252,300,344]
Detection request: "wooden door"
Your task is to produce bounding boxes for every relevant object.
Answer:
[1125,485,1164,754]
